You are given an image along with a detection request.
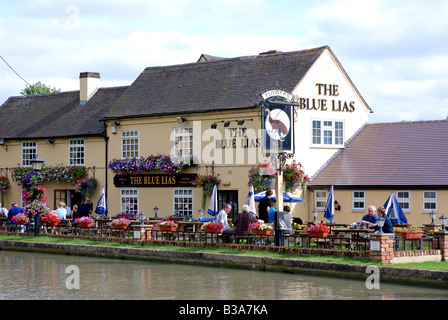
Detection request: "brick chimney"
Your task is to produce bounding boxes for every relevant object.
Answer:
[79,72,100,103]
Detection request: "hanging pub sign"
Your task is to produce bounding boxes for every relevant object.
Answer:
[262,102,294,153]
[113,173,197,188]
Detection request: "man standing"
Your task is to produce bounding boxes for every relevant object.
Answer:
[79,197,92,217]
[7,202,24,222]
[258,190,273,222]
[216,203,234,243]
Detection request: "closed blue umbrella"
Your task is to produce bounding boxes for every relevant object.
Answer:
[384,192,407,224]
[324,185,334,222]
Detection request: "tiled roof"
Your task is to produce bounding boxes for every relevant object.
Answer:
[309,120,448,188]
[0,86,128,140]
[104,46,329,120]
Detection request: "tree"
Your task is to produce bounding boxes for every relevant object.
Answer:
[20,81,61,96]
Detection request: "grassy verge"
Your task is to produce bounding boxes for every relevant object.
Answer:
[1,234,448,271]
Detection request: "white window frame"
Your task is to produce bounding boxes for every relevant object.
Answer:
[120,188,139,217]
[352,190,365,211]
[173,126,193,158]
[121,130,140,159]
[396,191,411,213]
[423,190,437,213]
[22,141,37,167]
[314,190,328,211]
[69,139,85,166]
[173,188,193,217]
[311,119,344,148]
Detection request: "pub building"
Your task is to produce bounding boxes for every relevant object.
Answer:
[2,45,444,226]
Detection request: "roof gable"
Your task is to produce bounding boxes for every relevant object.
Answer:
[309,120,448,187]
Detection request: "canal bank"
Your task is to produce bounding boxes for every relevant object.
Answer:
[1,239,447,289]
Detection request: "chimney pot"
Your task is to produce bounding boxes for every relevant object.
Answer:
[80,72,100,103]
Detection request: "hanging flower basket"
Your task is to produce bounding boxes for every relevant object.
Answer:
[248,163,277,193]
[283,162,311,193]
[193,174,221,209]
[0,176,10,193]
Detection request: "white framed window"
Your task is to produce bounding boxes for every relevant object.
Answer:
[314,190,328,211]
[69,139,85,166]
[423,191,437,213]
[120,189,139,216]
[173,188,193,217]
[22,141,37,167]
[121,130,139,158]
[397,191,411,212]
[352,190,365,211]
[173,127,193,158]
[311,120,344,147]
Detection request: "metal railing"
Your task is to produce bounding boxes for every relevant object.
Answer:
[0,223,439,253]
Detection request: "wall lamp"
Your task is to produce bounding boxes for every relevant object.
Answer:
[334,200,341,211]
[211,119,254,129]
[112,121,121,135]
[47,139,55,144]
[0,138,6,151]
[177,116,187,124]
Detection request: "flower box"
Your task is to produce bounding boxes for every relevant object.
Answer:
[401,231,424,239]
[78,222,92,228]
[112,224,128,230]
[159,225,176,232]
[307,231,328,238]
[252,229,272,236]
[204,227,222,233]
[45,221,59,227]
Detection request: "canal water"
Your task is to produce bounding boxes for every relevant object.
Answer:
[0,250,447,300]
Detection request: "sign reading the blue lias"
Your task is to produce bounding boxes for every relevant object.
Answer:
[262,102,293,153]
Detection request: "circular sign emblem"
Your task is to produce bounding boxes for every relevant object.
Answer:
[265,109,291,141]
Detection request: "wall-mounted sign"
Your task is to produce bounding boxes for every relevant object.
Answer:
[113,174,197,188]
[262,102,293,153]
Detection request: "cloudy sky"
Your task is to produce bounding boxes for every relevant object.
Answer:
[1,0,447,123]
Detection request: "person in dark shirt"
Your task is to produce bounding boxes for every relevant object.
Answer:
[258,190,273,221]
[374,206,394,234]
[7,202,24,222]
[78,197,93,217]
[233,204,258,236]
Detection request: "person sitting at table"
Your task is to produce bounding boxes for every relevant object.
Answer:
[56,202,67,219]
[232,204,257,241]
[373,206,394,234]
[360,205,378,229]
[276,205,293,246]
[217,203,234,243]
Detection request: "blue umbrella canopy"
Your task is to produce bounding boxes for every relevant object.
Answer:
[384,192,407,224]
[254,190,302,203]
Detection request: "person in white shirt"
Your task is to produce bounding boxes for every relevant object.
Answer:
[56,202,67,219]
[216,203,234,243]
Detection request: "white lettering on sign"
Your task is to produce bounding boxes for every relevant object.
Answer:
[261,90,293,102]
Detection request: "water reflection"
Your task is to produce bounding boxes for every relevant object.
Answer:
[1,251,447,300]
